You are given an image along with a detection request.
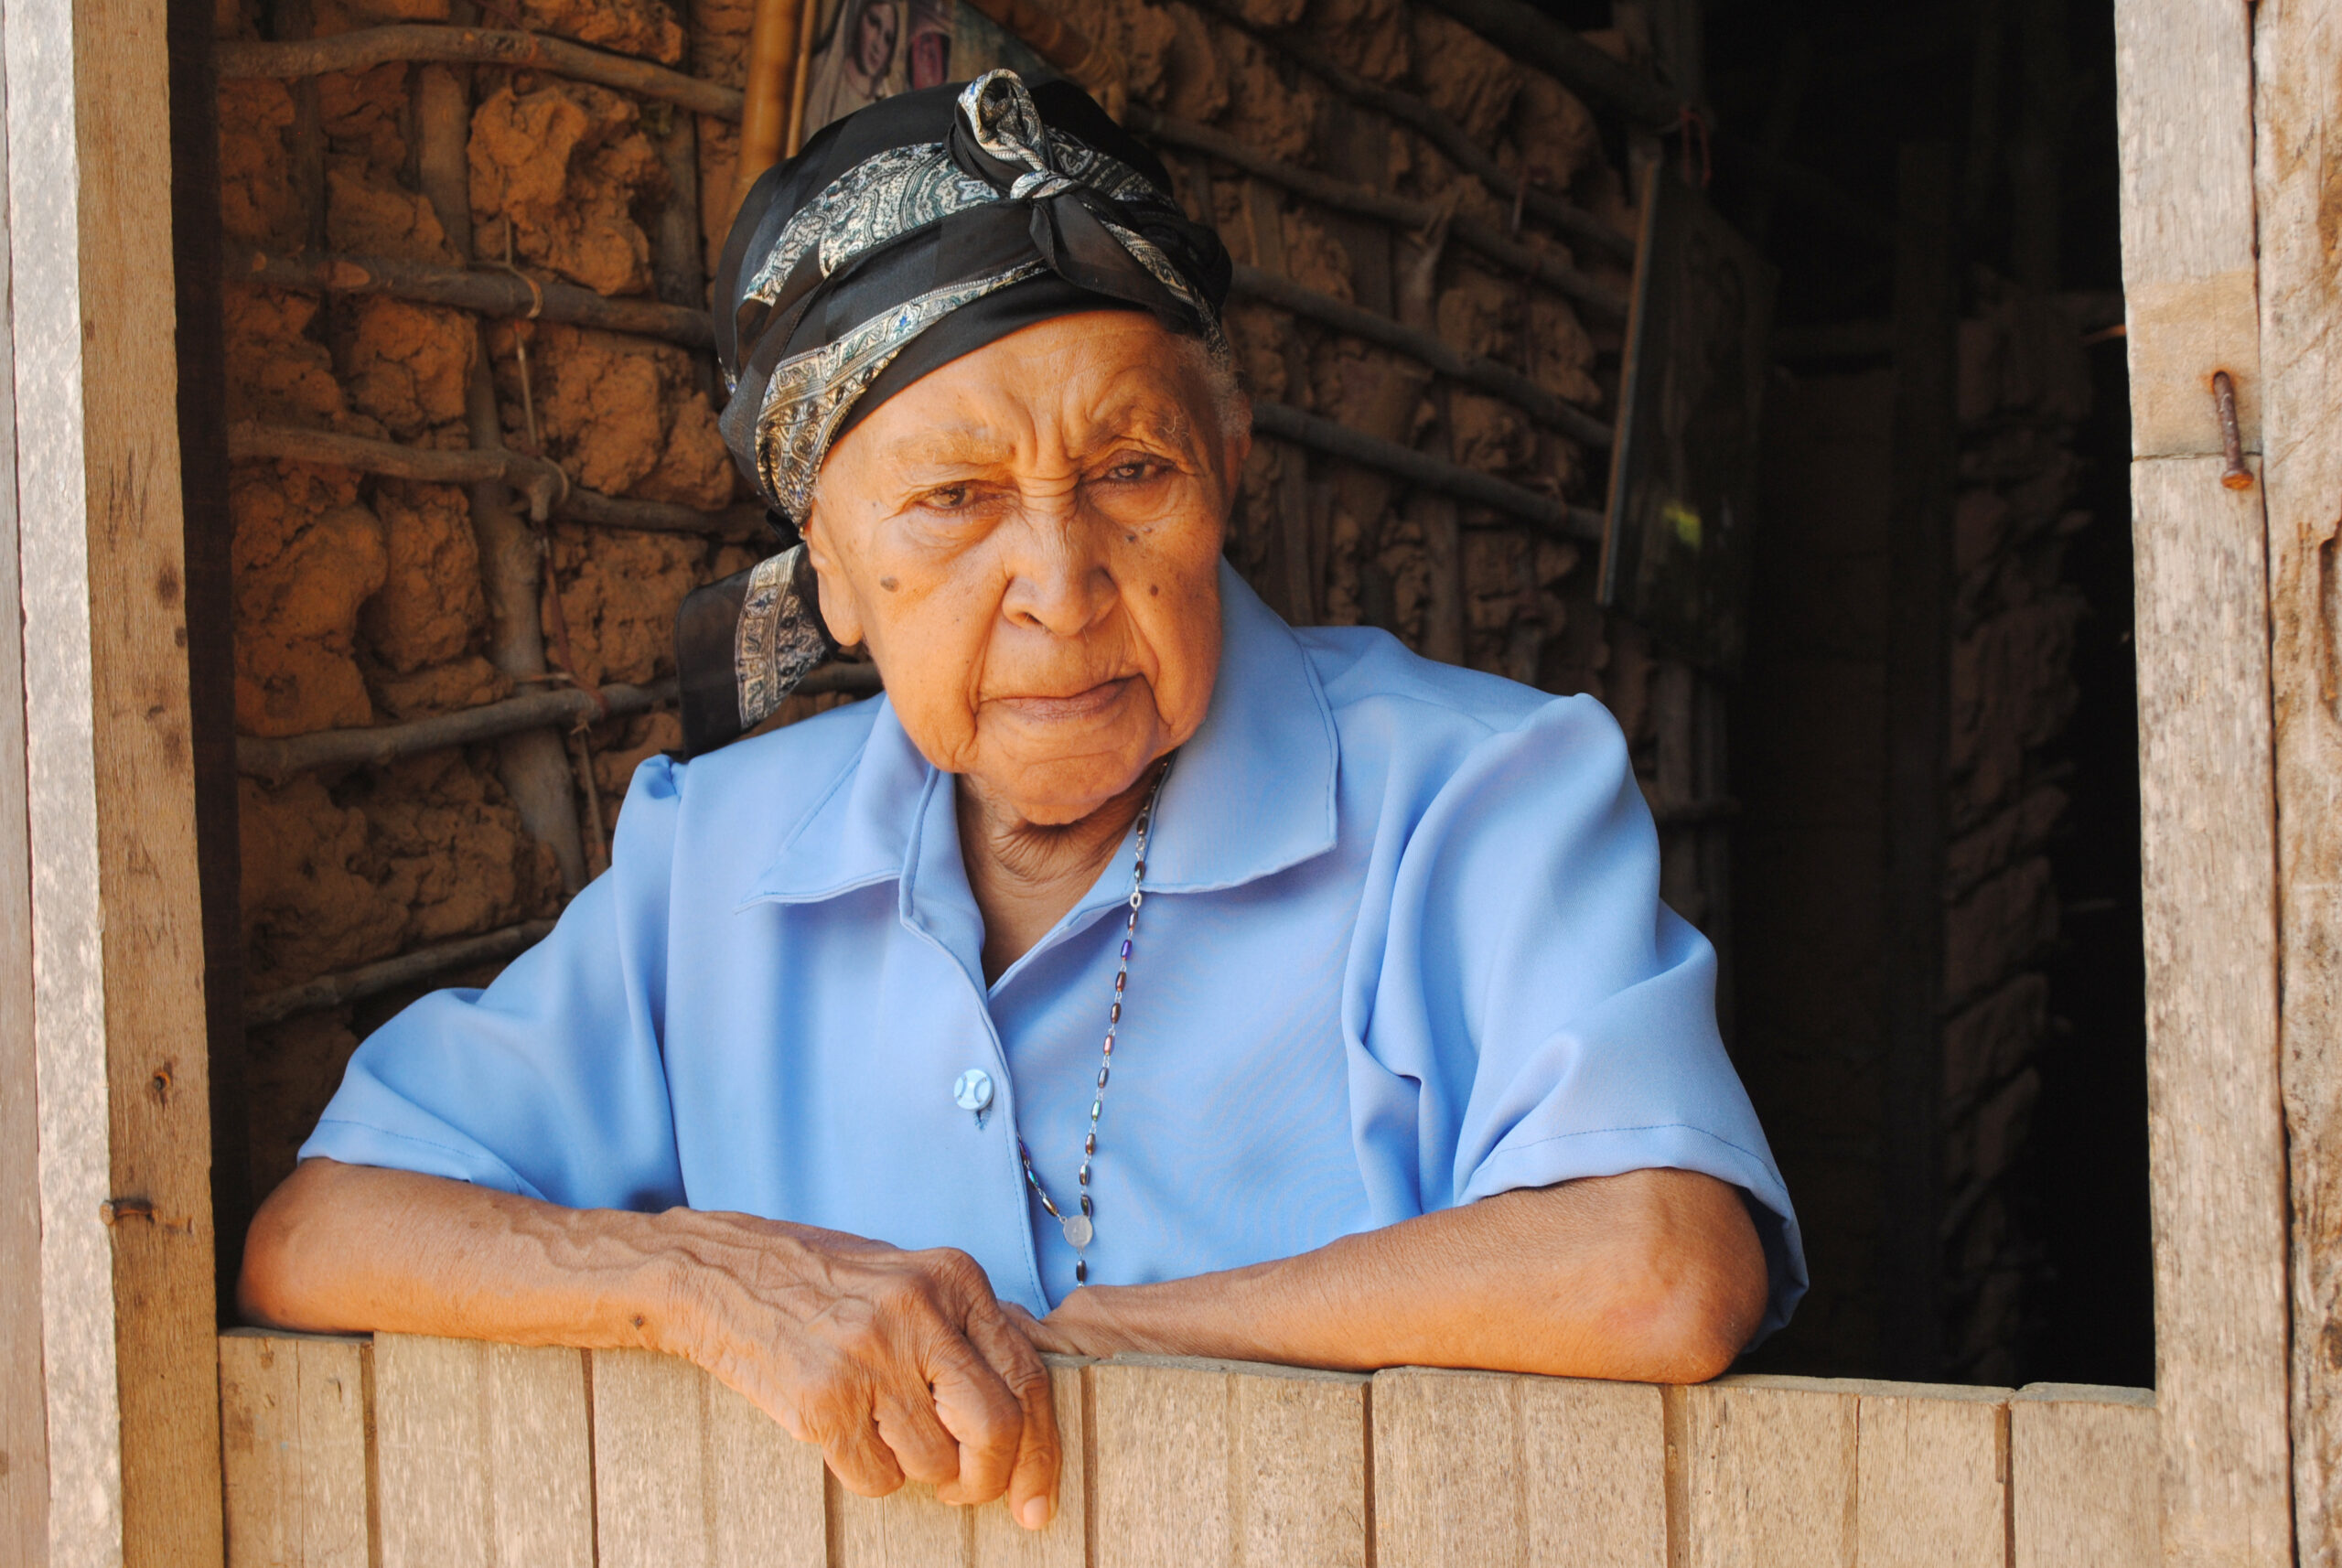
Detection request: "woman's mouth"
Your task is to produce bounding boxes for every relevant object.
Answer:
[990,675,1139,725]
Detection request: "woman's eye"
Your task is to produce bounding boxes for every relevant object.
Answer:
[921,485,972,510]
[1105,459,1158,482]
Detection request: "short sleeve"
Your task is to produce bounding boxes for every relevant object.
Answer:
[1352,695,1807,1338]
[296,757,692,1213]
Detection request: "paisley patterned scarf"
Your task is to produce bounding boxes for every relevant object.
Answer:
[676,70,1231,757]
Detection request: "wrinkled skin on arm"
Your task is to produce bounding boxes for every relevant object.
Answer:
[239,313,1771,1528]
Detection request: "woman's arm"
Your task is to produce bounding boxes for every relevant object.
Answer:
[242,1158,1065,1529]
[1016,1169,1768,1383]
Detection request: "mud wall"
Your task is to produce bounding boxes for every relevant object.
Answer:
[213,0,1714,1206]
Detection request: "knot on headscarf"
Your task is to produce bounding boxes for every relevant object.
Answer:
[678,70,1233,758]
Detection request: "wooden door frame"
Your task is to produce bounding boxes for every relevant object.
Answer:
[0,0,2321,1563]
[3,0,224,1563]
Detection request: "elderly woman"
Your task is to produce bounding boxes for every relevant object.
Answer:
[242,73,1804,1535]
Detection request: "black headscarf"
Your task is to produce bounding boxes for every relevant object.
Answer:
[675,71,1232,757]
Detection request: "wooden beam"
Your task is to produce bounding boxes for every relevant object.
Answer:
[79,0,226,1543]
[2112,3,2294,1562]
[0,10,46,1553]
[7,0,124,1552]
[2250,4,2342,1558]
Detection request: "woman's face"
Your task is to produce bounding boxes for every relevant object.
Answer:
[800,312,1246,826]
[852,2,899,80]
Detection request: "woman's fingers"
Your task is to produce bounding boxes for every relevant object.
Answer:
[965,1305,1062,1529]
[873,1389,965,1487]
[816,1409,908,1498]
[922,1316,1035,1506]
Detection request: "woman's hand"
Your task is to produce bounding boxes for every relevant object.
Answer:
[670,1219,1060,1521]
[240,1160,1062,1530]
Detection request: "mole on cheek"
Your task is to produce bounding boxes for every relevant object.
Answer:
[880,576,900,591]
[1149,583,1160,596]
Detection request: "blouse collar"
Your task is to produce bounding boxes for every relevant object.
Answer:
[742,559,1338,908]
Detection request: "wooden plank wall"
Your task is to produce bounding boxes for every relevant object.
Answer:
[2110,2,2294,1565]
[4,0,223,1562]
[2249,4,2342,1563]
[218,1333,2159,1568]
[0,2,47,1549]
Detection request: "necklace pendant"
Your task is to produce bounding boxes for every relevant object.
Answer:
[1061,1212,1094,1250]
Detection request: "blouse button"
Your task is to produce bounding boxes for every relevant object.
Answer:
[953,1069,994,1113]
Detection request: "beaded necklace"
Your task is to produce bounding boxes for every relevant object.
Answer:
[1016,757,1172,1288]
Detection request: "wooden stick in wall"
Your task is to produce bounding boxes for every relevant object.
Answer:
[733,0,810,224]
[784,0,818,156]
[414,64,591,893]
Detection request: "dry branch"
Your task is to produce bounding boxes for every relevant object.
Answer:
[1251,400,1602,541]
[226,422,768,540]
[215,26,746,119]
[1231,263,1615,450]
[1419,0,1685,127]
[238,679,679,779]
[242,250,713,349]
[236,667,879,781]
[1195,0,1635,265]
[228,421,568,518]
[1127,106,1628,320]
[245,919,558,1026]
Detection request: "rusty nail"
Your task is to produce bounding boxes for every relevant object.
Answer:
[99,1197,154,1228]
[2215,371,2254,490]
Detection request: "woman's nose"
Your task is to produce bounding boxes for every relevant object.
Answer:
[997,507,1116,637]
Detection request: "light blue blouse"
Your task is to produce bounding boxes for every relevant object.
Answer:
[305,564,1807,1335]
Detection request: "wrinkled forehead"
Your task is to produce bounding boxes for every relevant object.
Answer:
[835,314,1219,468]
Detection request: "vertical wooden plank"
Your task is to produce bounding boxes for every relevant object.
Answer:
[2131,455,2290,1568]
[1370,1368,1520,1568]
[831,1478,972,1568]
[2009,1384,2158,1568]
[1090,1358,1233,1568]
[0,25,47,1544]
[706,1375,828,1568]
[1519,1377,1667,1568]
[2249,6,2342,1563]
[374,1336,491,1568]
[70,0,221,1560]
[1853,1385,2011,1568]
[7,0,121,1555]
[2113,0,2262,462]
[484,1345,592,1568]
[592,1348,714,1568]
[1678,1376,1858,1568]
[971,1361,1086,1568]
[2113,4,2289,1563]
[375,1334,594,1568]
[1234,1366,1368,1566]
[219,1332,371,1568]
